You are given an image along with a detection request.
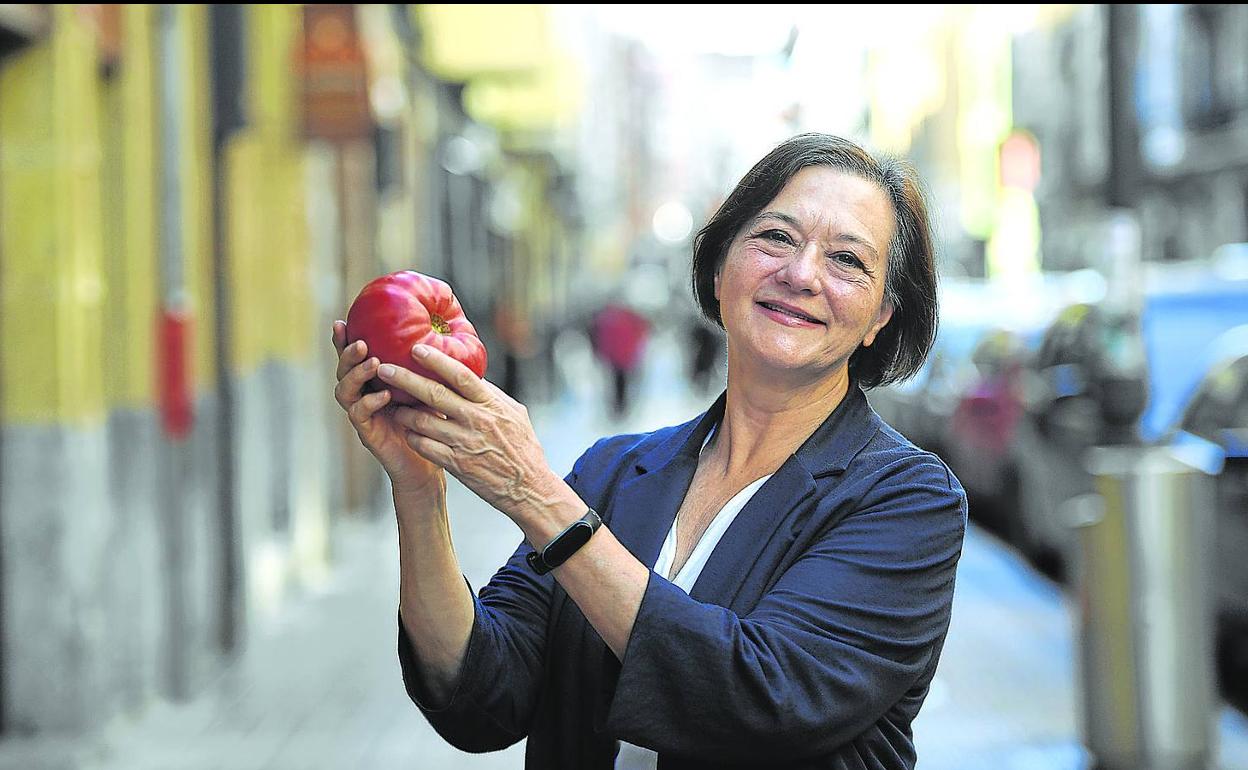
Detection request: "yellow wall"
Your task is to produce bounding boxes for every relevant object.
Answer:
[1,6,107,424]
[416,4,551,81]
[227,3,311,372]
[102,4,218,407]
[2,3,323,420]
[101,4,159,410]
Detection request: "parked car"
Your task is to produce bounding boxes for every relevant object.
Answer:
[870,279,999,455]
[878,322,987,455]
[1168,325,1248,679]
[1007,273,1248,581]
[920,272,1094,554]
[871,275,1063,460]
[944,327,1038,541]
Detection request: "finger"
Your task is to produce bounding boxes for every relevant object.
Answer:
[390,404,438,430]
[410,345,490,403]
[404,431,456,471]
[376,363,471,421]
[479,377,520,408]
[392,405,460,445]
[336,339,369,382]
[335,357,380,409]
[347,388,390,427]
[331,320,347,355]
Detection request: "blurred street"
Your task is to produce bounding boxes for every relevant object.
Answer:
[5,4,1248,768]
[1,330,1245,770]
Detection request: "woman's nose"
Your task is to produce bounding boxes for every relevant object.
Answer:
[778,243,822,293]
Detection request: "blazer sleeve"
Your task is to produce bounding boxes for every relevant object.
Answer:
[397,542,553,752]
[396,439,609,752]
[604,457,967,762]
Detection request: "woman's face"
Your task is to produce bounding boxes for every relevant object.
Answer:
[714,166,895,384]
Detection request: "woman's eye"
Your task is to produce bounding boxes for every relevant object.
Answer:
[760,230,795,246]
[831,251,865,269]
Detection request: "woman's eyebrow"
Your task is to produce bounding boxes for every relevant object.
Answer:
[751,210,803,230]
[833,232,880,260]
[752,211,880,260]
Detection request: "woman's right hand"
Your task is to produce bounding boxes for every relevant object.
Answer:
[332,320,444,495]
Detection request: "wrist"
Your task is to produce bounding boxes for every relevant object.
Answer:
[390,469,446,502]
[391,474,448,529]
[526,508,602,575]
[515,476,590,550]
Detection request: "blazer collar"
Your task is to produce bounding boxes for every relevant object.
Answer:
[632,391,725,476]
[633,382,878,480]
[792,382,878,477]
[609,382,880,574]
[609,399,721,569]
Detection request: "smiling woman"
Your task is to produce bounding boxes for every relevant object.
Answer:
[693,134,938,390]
[331,133,964,770]
[711,166,898,392]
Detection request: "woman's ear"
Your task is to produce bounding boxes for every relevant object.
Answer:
[713,269,721,301]
[861,298,894,348]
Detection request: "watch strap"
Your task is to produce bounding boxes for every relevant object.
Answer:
[526,508,602,575]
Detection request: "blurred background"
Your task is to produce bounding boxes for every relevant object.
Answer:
[1,3,1247,769]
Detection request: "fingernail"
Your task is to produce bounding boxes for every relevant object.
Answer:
[379,364,396,378]
[412,345,428,358]
[364,358,378,370]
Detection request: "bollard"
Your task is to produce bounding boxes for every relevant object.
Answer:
[1068,442,1223,770]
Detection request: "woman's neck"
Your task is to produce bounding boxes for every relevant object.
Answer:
[706,362,850,480]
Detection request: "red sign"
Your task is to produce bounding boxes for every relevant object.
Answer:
[74,5,121,74]
[1000,130,1041,192]
[297,4,372,142]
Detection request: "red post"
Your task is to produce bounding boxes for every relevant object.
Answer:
[158,308,193,441]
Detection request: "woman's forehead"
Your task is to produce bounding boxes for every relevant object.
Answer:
[760,167,895,251]
[770,167,888,214]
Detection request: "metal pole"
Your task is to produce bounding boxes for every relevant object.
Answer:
[156,2,190,700]
[0,70,7,734]
[208,3,247,656]
[1106,4,1141,209]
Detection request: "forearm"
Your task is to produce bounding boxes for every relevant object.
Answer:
[514,475,650,660]
[393,478,475,705]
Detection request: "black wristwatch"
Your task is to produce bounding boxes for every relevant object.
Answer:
[526,508,602,575]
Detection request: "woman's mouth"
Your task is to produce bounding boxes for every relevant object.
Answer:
[757,301,824,326]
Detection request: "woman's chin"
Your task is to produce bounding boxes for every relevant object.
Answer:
[736,349,823,380]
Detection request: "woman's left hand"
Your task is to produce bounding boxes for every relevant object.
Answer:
[377,344,562,523]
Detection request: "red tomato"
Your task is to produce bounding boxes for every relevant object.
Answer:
[345,271,488,406]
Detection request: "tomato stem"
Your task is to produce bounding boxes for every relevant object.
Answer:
[430,313,450,334]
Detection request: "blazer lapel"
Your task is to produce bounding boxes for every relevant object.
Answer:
[592,398,725,729]
[605,395,724,569]
[604,385,878,604]
[688,461,816,608]
[607,462,694,568]
[688,384,879,610]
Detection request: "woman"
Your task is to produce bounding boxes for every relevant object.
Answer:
[332,134,966,769]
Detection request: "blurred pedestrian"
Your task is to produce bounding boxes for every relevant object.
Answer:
[589,300,651,419]
[332,133,965,769]
[686,311,724,396]
[492,301,534,402]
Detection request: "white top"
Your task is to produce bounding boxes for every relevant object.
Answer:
[615,427,774,769]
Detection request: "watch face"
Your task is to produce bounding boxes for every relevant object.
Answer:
[528,509,601,574]
[543,521,594,567]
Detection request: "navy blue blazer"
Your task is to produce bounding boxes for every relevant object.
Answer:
[398,384,967,769]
